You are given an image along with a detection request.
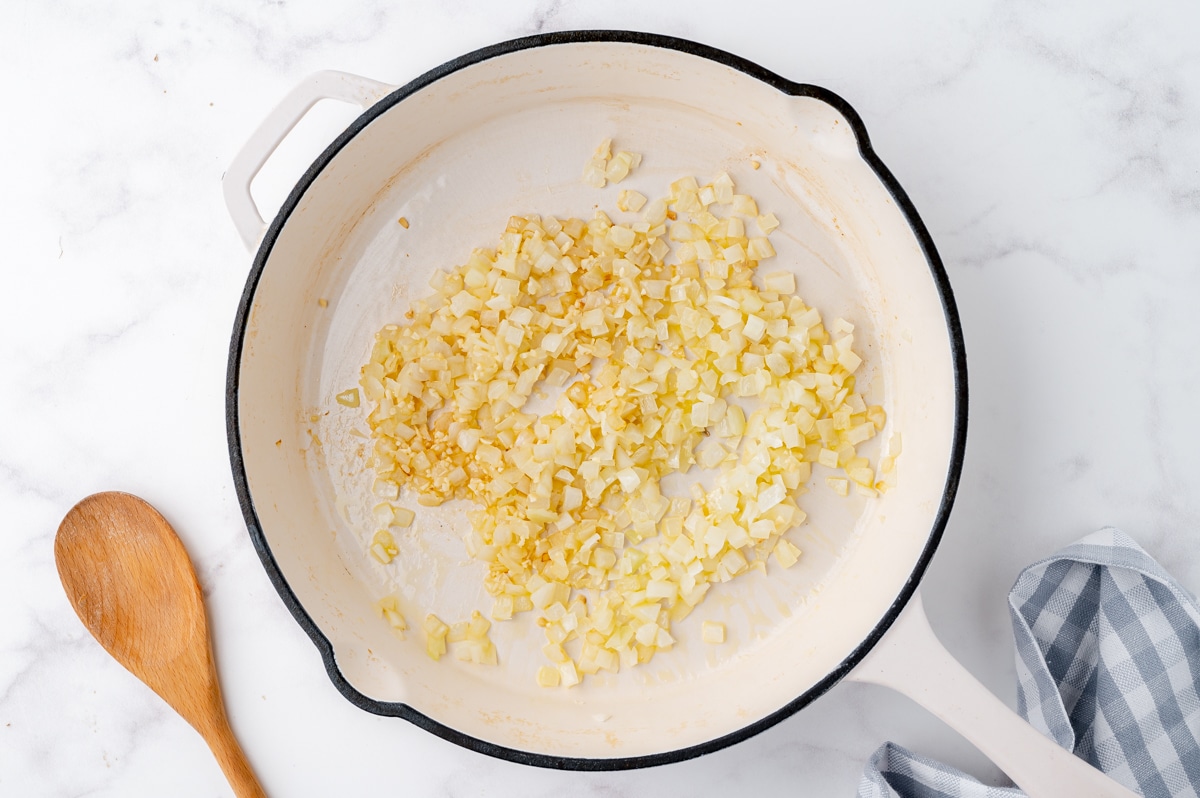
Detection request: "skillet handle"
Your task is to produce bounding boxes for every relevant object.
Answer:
[847,590,1140,798]
[222,70,395,251]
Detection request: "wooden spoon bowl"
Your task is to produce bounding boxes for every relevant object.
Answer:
[55,492,265,798]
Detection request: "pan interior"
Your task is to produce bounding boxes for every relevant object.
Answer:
[235,41,957,759]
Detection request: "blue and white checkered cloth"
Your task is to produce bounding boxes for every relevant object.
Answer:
[858,528,1200,798]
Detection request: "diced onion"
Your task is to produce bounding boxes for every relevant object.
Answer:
[357,163,890,686]
[375,595,408,638]
[618,190,648,213]
[773,538,801,568]
[424,614,448,660]
[369,529,398,564]
[762,271,795,294]
[701,620,725,643]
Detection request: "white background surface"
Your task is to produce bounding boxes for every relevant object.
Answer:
[3,1,1199,795]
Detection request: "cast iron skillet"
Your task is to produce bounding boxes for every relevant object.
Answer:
[225,30,967,771]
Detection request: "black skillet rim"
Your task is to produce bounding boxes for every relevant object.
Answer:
[226,29,969,771]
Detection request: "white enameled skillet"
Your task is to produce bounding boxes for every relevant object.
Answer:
[224,31,1134,796]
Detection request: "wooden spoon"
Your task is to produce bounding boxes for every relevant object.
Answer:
[55,491,266,798]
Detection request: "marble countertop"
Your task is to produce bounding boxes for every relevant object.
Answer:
[4,1,1199,795]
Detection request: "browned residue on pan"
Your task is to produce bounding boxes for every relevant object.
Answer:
[309,135,445,278]
[445,70,540,103]
[594,60,683,82]
[243,300,263,349]
[474,707,625,751]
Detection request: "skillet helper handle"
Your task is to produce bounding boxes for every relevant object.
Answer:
[222,70,395,251]
[848,591,1140,798]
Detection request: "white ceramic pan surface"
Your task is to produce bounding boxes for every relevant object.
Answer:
[224,32,1135,796]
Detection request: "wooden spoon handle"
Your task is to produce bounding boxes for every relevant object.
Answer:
[202,711,267,798]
